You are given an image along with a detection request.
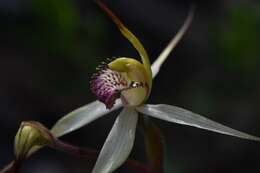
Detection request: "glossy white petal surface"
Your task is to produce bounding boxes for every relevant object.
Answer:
[137,104,260,141]
[51,100,122,137]
[92,108,138,173]
[50,8,192,138]
[151,6,194,78]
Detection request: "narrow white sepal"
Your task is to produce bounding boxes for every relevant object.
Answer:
[151,5,194,78]
[137,104,260,141]
[51,100,122,137]
[49,8,193,138]
[92,108,138,173]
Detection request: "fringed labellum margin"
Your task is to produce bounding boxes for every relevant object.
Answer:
[91,58,150,109]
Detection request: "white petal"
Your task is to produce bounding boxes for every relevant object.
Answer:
[151,6,194,78]
[92,108,138,173]
[51,100,122,137]
[137,104,260,141]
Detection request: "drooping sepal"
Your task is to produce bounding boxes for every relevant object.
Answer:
[139,116,165,173]
[137,104,260,141]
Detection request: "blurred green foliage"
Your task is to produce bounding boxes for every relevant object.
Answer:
[19,0,112,95]
[217,5,260,73]
[30,0,79,53]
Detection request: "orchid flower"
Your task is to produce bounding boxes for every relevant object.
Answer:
[50,1,260,173]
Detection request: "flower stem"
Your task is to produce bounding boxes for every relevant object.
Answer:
[0,160,22,173]
[52,139,155,173]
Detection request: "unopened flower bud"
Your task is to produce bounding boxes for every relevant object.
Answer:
[14,121,52,160]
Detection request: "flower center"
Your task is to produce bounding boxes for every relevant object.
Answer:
[90,58,149,109]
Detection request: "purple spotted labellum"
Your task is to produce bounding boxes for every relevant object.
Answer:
[90,63,128,109]
[50,1,260,173]
[90,55,151,110]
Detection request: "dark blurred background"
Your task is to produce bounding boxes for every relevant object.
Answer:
[1,0,260,172]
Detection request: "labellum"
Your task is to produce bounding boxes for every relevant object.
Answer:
[90,57,150,109]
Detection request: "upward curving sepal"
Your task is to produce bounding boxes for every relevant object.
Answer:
[95,0,152,96]
[152,5,194,78]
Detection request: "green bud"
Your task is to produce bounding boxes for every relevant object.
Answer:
[14,121,52,160]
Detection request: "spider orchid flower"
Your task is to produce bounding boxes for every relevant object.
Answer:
[51,1,260,173]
